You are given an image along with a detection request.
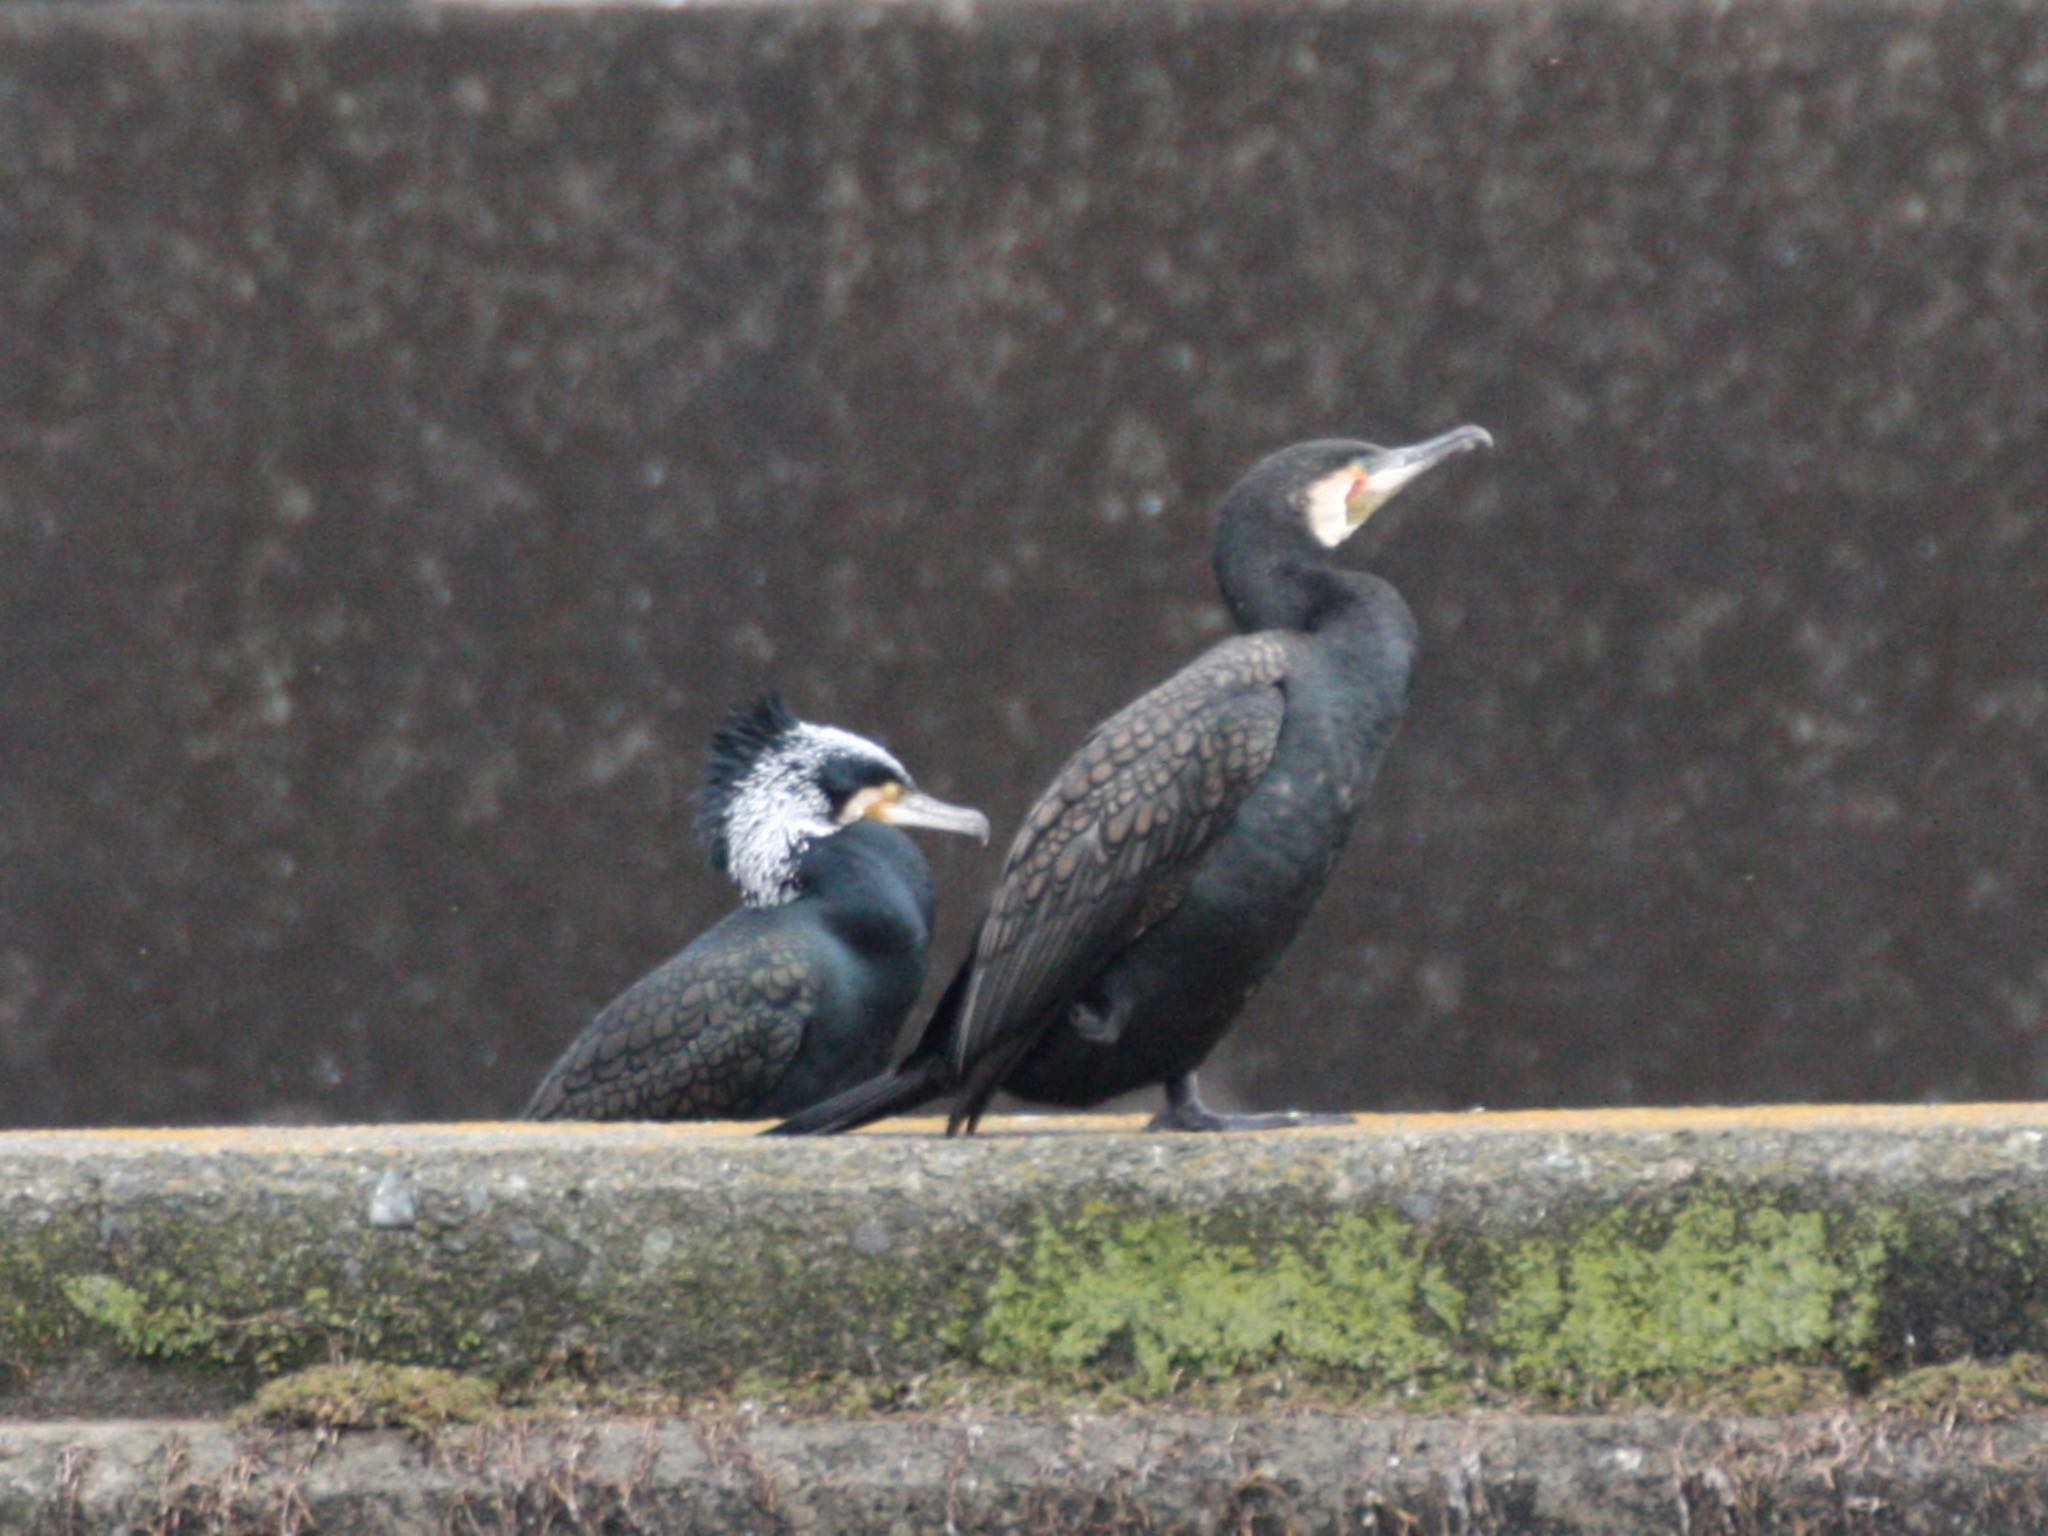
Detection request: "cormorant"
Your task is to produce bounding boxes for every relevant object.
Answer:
[770,427,1492,1135]
[524,697,989,1121]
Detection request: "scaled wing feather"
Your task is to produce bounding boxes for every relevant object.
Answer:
[949,635,1290,1069]
[530,929,816,1119]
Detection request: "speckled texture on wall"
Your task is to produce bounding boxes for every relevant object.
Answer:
[2,0,2045,1128]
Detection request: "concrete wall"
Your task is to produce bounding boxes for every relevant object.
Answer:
[3,0,2046,1127]
[11,1110,2048,1530]
[7,1108,2048,1408]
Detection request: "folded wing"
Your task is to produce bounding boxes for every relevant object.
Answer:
[948,635,1291,1088]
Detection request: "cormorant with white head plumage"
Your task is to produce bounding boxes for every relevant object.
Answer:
[525,697,989,1120]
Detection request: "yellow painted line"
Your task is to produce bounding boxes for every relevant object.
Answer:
[848,1102,2048,1137]
[4,1102,2048,1153]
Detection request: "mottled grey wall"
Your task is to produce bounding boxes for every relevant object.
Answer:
[3,0,2045,1128]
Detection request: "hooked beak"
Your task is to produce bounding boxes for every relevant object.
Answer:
[1348,423,1494,527]
[876,789,992,844]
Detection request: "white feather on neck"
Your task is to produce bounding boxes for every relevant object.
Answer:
[721,723,908,907]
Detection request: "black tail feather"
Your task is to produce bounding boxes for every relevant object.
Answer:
[763,1053,951,1135]
[766,951,976,1136]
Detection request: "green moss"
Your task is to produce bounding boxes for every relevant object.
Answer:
[973,1207,1463,1392]
[59,1269,455,1378]
[1869,1354,2048,1422]
[1489,1199,1895,1396]
[62,1275,225,1362]
[238,1362,501,1440]
[971,1192,1904,1400]
[0,1212,99,1362]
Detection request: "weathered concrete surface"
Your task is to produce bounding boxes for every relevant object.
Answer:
[8,1107,2048,1421]
[6,1411,2048,1536]
[3,0,2047,1131]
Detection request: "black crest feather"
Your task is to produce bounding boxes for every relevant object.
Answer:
[695,694,800,870]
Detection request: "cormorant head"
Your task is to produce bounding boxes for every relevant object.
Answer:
[1212,427,1492,633]
[1228,426,1494,552]
[1303,426,1495,548]
[696,696,991,907]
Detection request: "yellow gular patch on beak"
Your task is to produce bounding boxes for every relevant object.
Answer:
[1343,465,1391,530]
[1306,462,1375,549]
[837,782,904,825]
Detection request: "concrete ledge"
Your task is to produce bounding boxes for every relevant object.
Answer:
[4,1411,2048,1536]
[7,1107,2048,1419]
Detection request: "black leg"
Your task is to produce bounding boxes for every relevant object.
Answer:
[1143,1072,1354,1132]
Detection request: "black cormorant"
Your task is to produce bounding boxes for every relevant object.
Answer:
[770,427,1492,1135]
[524,697,990,1121]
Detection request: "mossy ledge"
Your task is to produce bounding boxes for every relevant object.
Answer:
[6,1108,2048,1416]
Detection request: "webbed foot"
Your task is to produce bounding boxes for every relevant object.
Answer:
[1143,1073,1355,1132]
